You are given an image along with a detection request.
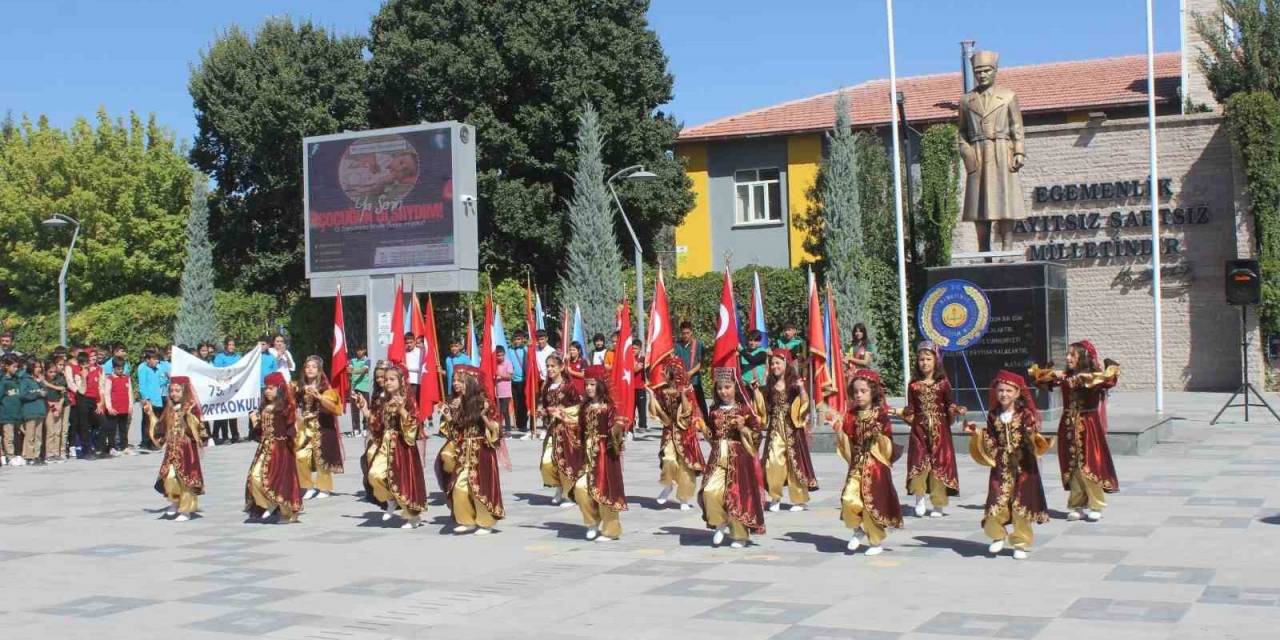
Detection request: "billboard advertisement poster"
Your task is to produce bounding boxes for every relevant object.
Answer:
[305,124,462,276]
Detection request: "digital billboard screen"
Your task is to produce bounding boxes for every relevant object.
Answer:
[304,124,464,276]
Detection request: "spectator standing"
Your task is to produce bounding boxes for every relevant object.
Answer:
[0,332,21,358]
[101,343,132,375]
[211,339,242,444]
[19,359,49,465]
[675,322,708,416]
[444,340,469,391]
[349,345,371,435]
[590,334,608,366]
[1,357,23,465]
[269,334,295,382]
[632,340,648,435]
[83,353,105,457]
[534,330,556,381]
[44,355,69,462]
[101,356,133,454]
[257,336,278,386]
[137,348,169,451]
[404,332,422,399]
[495,345,514,431]
[508,331,529,434]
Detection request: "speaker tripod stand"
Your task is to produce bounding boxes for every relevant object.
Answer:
[1211,305,1280,425]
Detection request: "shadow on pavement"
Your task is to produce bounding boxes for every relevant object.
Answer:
[780,531,847,554]
[653,525,710,547]
[904,535,990,558]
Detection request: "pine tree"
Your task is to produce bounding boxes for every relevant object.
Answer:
[174,170,218,347]
[821,93,875,346]
[561,102,624,338]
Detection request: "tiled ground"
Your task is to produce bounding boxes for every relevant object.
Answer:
[2,392,1278,639]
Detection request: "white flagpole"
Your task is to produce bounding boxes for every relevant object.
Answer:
[1146,0,1164,413]
[886,0,912,388]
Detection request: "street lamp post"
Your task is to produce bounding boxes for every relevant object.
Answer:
[606,165,658,344]
[41,214,81,346]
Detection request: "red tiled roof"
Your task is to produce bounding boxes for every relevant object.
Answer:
[678,53,1181,142]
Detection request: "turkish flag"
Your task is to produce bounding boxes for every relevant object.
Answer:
[418,295,443,420]
[330,285,350,401]
[806,270,829,403]
[387,280,406,367]
[523,280,541,421]
[646,268,675,386]
[611,300,636,430]
[479,294,498,405]
[410,290,425,341]
[711,269,741,376]
[826,284,847,414]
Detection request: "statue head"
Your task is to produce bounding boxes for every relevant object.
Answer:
[971,50,999,90]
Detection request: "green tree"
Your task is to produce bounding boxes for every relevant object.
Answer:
[366,0,693,288]
[1194,1,1280,103]
[817,93,874,347]
[175,171,217,346]
[917,124,961,268]
[560,103,624,337]
[0,110,191,311]
[189,17,368,293]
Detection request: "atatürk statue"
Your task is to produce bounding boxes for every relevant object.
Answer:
[958,50,1026,253]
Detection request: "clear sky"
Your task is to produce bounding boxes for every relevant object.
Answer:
[0,0,1183,144]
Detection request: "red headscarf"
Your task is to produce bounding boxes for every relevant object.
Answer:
[769,348,793,363]
[989,369,1040,430]
[167,376,202,421]
[1072,340,1101,370]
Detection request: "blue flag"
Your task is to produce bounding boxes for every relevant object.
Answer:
[572,304,586,351]
[492,305,509,351]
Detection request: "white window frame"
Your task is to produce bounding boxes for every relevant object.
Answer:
[732,167,783,226]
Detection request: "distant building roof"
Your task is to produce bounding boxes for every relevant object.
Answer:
[678,52,1181,142]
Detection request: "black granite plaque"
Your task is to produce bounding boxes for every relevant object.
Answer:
[924,262,1067,419]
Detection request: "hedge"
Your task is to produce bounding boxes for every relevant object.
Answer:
[0,289,279,356]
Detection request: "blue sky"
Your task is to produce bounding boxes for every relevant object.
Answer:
[0,0,1183,143]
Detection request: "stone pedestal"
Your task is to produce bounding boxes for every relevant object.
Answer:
[927,262,1068,421]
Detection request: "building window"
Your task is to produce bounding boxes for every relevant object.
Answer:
[734,168,782,224]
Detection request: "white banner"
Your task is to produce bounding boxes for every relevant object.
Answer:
[171,347,264,421]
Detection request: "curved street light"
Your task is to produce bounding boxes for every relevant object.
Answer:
[606,165,658,344]
[41,214,81,346]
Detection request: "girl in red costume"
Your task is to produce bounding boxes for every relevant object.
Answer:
[146,377,205,521]
[965,370,1051,560]
[902,341,964,518]
[700,368,766,548]
[649,359,706,510]
[838,369,902,556]
[295,356,344,500]
[356,366,427,529]
[538,354,581,506]
[436,365,505,535]
[246,373,303,522]
[761,350,817,512]
[573,365,628,541]
[1032,340,1120,522]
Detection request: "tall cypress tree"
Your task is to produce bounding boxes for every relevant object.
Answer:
[561,102,624,338]
[821,93,874,346]
[174,170,218,347]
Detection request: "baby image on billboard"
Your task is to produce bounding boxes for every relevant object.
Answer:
[305,126,455,275]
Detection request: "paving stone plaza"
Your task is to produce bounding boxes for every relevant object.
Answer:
[2,392,1277,639]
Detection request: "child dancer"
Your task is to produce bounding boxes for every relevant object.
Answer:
[965,370,1051,560]
[838,369,902,556]
[356,365,427,529]
[1031,340,1120,521]
[147,377,205,521]
[295,356,344,500]
[903,342,963,517]
[649,360,706,510]
[437,365,505,534]
[700,368,766,548]
[245,373,302,522]
[538,355,581,506]
[574,366,628,540]
[761,350,817,512]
